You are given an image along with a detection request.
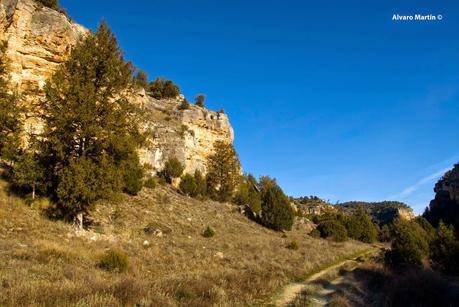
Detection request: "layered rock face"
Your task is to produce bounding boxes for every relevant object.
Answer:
[0,0,234,175]
[0,0,86,94]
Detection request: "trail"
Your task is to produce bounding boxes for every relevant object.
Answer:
[272,247,381,306]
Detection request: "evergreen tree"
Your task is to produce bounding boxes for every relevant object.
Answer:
[148,77,180,99]
[180,173,198,196]
[0,42,23,163]
[42,21,144,221]
[195,94,206,107]
[258,176,294,231]
[194,170,207,197]
[344,207,378,243]
[430,222,459,276]
[161,157,184,183]
[234,174,261,214]
[206,140,241,202]
[12,150,45,199]
[133,69,148,89]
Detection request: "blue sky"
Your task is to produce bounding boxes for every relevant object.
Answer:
[60,0,459,214]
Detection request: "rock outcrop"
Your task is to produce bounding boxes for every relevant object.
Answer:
[0,0,234,175]
[0,0,86,94]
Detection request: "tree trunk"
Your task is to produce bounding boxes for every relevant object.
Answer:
[32,184,35,200]
[75,213,84,231]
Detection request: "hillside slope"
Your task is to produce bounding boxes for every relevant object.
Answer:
[0,180,366,306]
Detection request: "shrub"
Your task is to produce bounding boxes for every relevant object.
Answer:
[178,99,190,110]
[195,94,206,107]
[234,174,261,215]
[121,153,144,195]
[379,224,393,242]
[194,170,207,197]
[344,207,378,243]
[309,228,321,238]
[180,173,197,197]
[144,177,156,189]
[161,157,184,183]
[385,219,430,267]
[286,241,299,250]
[36,0,61,10]
[133,69,148,89]
[317,219,348,242]
[98,249,129,273]
[258,176,294,231]
[149,77,180,99]
[202,226,215,238]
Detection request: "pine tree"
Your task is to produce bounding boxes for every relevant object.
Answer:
[206,140,241,202]
[0,41,23,164]
[12,150,45,199]
[234,174,261,214]
[258,176,294,231]
[42,21,144,222]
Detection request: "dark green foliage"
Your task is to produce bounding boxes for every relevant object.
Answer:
[161,157,184,183]
[202,226,215,238]
[258,176,294,231]
[206,140,241,202]
[148,77,180,99]
[344,207,378,243]
[430,222,459,276]
[98,249,129,273]
[36,0,61,10]
[0,42,23,163]
[133,69,148,89]
[195,94,205,107]
[178,99,190,110]
[11,151,45,198]
[317,219,348,242]
[309,228,321,238]
[179,173,197,197]
[193,170,207,198]
[144,177,156,189]
[385,219,430,267]
[415,216,436,241]
[234,174,261,214]
[120,153,144,195]
[42,21,144,218]
[379,224,393,242]
[286,240,299,250]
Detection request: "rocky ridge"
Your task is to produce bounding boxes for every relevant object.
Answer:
[0,0,234,175]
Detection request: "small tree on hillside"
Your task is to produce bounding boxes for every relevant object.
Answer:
[206,140,241,202]
[258,176,294,231]
[12,151,45,199]
[180,173,197,196]
[234,174,261,215]
[133,69,148,89]
[148,77,180,99]
[194,170,207,197]
[162,157,184,183]
[430,222,459,276]
[344,207,378,243]
[195,94,206,107]
[385,219,430,267]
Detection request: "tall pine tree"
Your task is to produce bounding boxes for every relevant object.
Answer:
[0,41,23,164]
[42,21,145,223]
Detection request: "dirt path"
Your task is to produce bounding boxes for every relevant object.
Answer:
[272,247,380,306]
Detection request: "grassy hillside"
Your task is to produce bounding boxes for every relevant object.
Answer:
[0,180,366,306]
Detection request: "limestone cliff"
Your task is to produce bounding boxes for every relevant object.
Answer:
[0,0,235,175]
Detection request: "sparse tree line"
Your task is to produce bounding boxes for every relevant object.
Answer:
[0,20,295,232]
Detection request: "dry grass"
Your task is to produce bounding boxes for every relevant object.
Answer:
[0,179,367,306]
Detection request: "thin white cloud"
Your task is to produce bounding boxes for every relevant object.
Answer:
[388,167,451,200]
